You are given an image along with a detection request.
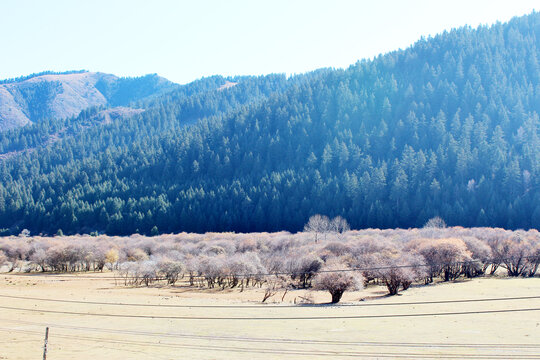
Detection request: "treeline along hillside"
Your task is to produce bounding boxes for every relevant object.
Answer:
[0,13,540,235]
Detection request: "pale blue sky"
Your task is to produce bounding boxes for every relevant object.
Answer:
[0,0,538,84]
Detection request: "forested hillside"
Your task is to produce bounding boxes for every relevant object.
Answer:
[1,13,540,235]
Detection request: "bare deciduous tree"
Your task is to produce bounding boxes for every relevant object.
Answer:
[0,250,7,269]
[30,248,48,272]
[139,261,158,287]
[407,238,471,282]
[314,260,364,303]
[19,229,30,237]
[286,253,323,288]
[330,216,350,240]
[105,248,119,271]
[304,215,330,243]
[158,259,184,285]
[262,276,287,303]
[373,252,426,295]
[462,237,492,277]
[423,216,447,229]
[491,234,538,277]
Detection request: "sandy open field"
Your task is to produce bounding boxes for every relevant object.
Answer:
[0,273,539,359]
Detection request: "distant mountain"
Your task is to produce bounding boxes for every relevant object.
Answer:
[0,71,177,131]
[1,12,540,235]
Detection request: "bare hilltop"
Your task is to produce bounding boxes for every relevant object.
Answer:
[0,71,176,131]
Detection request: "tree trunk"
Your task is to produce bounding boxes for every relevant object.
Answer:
[331,290,344,303]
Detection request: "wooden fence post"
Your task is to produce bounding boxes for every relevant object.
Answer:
[43,327,49,360]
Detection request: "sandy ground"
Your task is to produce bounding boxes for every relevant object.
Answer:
[0,273,539,359]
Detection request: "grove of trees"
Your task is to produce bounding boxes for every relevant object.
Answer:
[1,225,539,303]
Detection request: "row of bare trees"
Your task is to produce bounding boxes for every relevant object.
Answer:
[303,215,350,242]
[0,225,539,303]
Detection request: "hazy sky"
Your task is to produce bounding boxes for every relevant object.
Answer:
[0,0,538,84]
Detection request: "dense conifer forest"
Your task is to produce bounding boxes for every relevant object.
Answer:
[1,13,540,235]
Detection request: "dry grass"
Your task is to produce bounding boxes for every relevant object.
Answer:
[0,273,539,359]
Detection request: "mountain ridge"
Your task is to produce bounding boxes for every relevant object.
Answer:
[0,71,177,131]
[0,12,539,235]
